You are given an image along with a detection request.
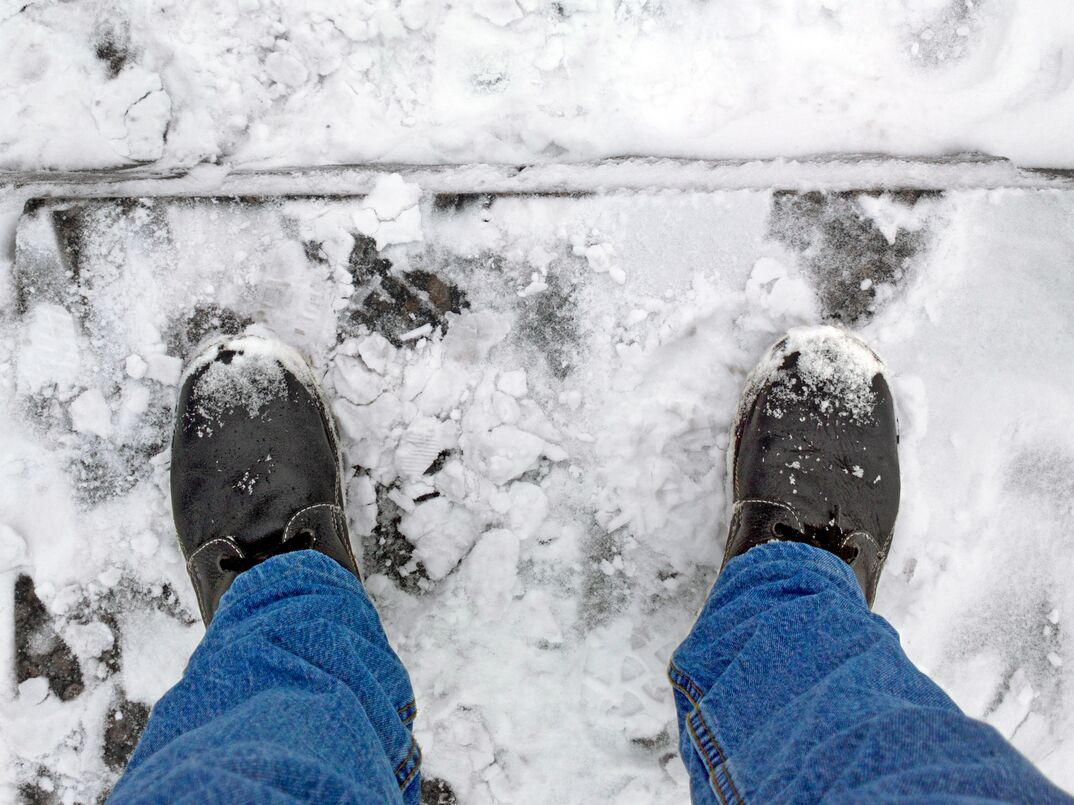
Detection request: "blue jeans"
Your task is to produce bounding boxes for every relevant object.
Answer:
[110,545,1070,804]
[109,551,420,804]
[671,541,1071,804]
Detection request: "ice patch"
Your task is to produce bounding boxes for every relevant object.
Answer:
[357,333,398,375]
[442,310,511,364]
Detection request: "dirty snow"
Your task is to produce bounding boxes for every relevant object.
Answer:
[0,185,1072,803]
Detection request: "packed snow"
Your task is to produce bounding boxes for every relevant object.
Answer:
[2,1,1074,170]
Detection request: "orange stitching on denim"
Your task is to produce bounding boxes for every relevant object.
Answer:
[398,742,422,790]
[667,660,704,706]
[397,699,418,726]
[686,714,731,805]
[668,675,700,709]
[394,736,418,775]
[695,709,745,804]
[669,661,745,804]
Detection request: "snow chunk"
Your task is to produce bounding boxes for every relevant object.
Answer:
[346,474,378,537]
[399,497,480,580]
[91,66,171,162]
[461,422,562,485]
[395,416,458,479]
[401,323,433,342]
[69,389,113,438]
[330,353,388,404]
[62,620,114,659]
[357,333,398,374]
[266,50,309,88]
[18,678,49,705]
[125,354,148,380]
[354,174,424,249]
[362,174,421,220]
[858,193,929,246]
[466,424,545,485]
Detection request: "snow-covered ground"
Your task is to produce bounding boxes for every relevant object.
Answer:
[2,1,1074,804]
[2,0,1074,169]
[1,174,1073,803]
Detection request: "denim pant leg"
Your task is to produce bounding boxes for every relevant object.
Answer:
[109,550,420,804]
[669,541,1071,805]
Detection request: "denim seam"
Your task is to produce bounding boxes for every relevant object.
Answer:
[394,734,422,790]
[399,745,422,791]
[668,660,745,805]
[686,709,745,805]
[667,660,706,706]
[397,698,418,726]
[684,714,732,805]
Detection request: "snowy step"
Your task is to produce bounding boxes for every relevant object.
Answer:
[4,173,1074,800]
[4,156,1074,197]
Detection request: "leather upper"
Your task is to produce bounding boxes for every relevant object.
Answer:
[171,339,360,624]
[723,334,900,606]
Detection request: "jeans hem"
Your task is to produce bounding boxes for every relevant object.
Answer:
[397,698,418,727]
[394,734,422,791]
[669,660,746,805]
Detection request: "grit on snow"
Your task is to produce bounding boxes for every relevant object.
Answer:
[1,172,1073,802]
[1,0,1074,169]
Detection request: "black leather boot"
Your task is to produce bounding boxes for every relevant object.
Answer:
[723,327,900,606]
[171,335,360,624]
